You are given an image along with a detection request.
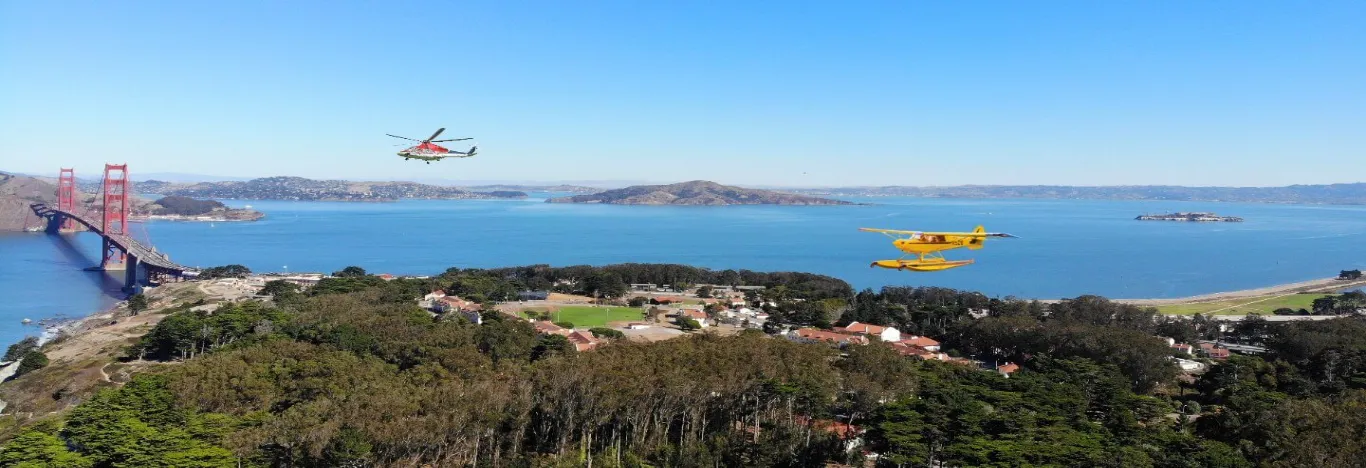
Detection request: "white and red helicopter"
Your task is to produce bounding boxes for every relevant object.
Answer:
[387,128,478,163]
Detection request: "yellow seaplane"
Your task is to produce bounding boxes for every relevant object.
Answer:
[860,226,1016,272]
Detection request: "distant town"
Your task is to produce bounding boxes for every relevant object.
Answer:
[1136,212,1244,222]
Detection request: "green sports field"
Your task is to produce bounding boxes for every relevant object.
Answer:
[1154,293,1329,315]
[521,306,646,328]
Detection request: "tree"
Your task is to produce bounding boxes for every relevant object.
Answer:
[128,293,149,315]
[4,336,39,362]
[696,285,713,298]
[1341,269,1363,280]
[1312,296,1338,315]
[197,264,250,279]
[14,350,48,377]
[552,321,575,329]
[627,296,647,307]
[333,266,368,278]
[589,327,625,339]
[0,430,95,467]
[677,318,701,331]
[259,280,301,301]
[532,334,574,361]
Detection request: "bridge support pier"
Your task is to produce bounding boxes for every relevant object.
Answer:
[102,238,127,271]
[123,254,140,292]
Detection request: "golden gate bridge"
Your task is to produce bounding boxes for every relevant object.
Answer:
[30,164,197,292]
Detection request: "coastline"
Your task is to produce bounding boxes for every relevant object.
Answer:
[1084,276,1366,306]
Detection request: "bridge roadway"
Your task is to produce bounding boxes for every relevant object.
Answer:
[30,203,194,277]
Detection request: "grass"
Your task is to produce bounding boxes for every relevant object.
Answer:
[521,306,646,328]
[1155,293,1330,315]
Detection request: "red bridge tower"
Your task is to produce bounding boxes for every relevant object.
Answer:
[100,164,130,270]
[57,168,77,231]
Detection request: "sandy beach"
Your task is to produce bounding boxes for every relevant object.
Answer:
[1112,276,1366,306]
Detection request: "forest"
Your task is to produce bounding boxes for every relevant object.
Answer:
[2,263,1365,467]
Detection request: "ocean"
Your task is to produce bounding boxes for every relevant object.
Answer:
[3,194,1365,347]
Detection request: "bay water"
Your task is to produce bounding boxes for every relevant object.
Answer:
[3,194,1364,346]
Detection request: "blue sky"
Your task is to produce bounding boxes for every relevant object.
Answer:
[2,1,1362,186]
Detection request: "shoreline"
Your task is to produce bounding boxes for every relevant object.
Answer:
[1099,276,1366,306]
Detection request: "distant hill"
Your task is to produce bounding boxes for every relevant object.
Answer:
[787,183,1366,205]
[126,177,529,202]
[0,172,56,231]
[546,180,854,206]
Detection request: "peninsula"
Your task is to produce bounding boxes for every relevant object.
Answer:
[545,180,854,206]
[1136,212,1243,222]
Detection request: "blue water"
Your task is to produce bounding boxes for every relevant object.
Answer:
[3,195,1365,346]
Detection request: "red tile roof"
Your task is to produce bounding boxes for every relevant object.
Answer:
[794,328,867,345]
[997,362,1020,374]
[533,321,570,336]
[890,342,932,357]
[900,336,940,348]
[837,322,889,335]
[682,309,708,320]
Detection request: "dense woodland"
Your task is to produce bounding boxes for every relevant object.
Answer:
[3,263,1366,467]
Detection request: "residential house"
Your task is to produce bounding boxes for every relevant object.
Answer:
[377,273,395,281]
[1172,343,1194,355]
[788,328,868,347]
[1198,342,1231,359]
[461,310,483,325]
[533,320,571,337]
[681,309,709,328]
[566,330,602,352]
[835,322,902,343]
[995,362,1020,377]
[900,336,941,352]
[438,296,481,314]
[889,342,933,358]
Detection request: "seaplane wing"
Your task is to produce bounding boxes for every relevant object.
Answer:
[859,227,1017,238]
[859,228,923,235]
[919,231,1018,238]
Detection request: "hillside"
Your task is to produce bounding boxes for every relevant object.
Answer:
[0,173,57,232]
[545,180,854,206]
[789,183,1366,205]
[127,177,529,201]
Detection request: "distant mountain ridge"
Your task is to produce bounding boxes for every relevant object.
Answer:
[91,177,530,202]
[546,180,854,206]
[787,183,1366,205]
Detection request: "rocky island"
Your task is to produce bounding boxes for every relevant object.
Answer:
[545,180,855,206]
[1136,212,1243,222]
[140,196,264,222]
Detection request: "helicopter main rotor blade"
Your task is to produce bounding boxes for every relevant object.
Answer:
[386,134,420,141]
[425,128,446,142]
[431,137,472,142]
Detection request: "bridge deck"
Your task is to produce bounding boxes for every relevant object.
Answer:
[31,203,194,274]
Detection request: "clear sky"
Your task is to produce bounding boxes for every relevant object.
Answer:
[2,1,1363,187]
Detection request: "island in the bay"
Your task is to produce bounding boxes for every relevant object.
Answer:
[1136,212,1243,222]
[143,196,264,222]
[545,180,855,206]
[124,176,529,202]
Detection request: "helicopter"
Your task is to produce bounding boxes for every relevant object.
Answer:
[387,128,478,163]
[860,226,1016,272]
